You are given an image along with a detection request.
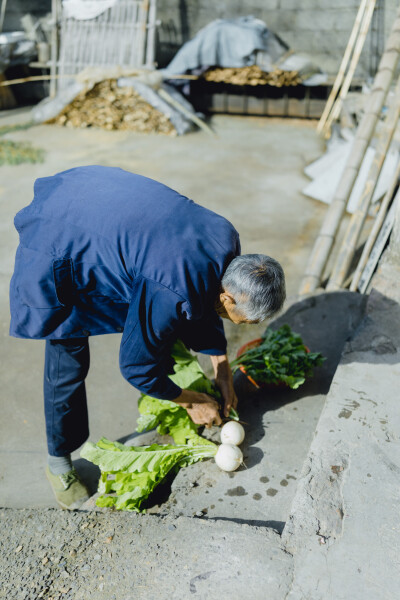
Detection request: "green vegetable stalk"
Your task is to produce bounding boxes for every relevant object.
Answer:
[231,324,325,389]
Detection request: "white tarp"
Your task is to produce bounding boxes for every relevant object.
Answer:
[62,0,118,21]
[303,138,399,214]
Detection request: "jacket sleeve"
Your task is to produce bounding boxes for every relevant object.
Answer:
[179,311,227,356]
[119,276,183,400]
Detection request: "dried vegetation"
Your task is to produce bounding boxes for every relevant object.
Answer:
[47,79,176,135]
[203,65,302,87]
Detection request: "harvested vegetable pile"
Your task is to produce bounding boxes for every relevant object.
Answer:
[47,79,176,135]
[232,324,324,389]
[203,65,302,87]
[81,341,239,512]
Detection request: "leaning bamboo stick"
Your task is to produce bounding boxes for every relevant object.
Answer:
[317,0,369,134]
[350,158,400,291]
[0,74,78,86]
[327,75,400,290]
[358,193,399,293]
[298,5,400,296]
[323,0,376,136]
[0,73,198,87]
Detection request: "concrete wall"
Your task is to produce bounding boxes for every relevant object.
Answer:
[3,1,398,79]
[156,0,398,77]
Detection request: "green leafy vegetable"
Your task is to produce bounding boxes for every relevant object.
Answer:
[231,324,325,389]
[136,340,226,445]
[81,341,239,512]
[81,437,217,512]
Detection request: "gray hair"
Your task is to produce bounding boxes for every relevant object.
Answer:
[221,254,286,321]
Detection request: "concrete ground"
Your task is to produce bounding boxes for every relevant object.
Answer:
[281,285,400,599]
[2,109,400,600]
[1,282,398,600]
[0,110,327,509]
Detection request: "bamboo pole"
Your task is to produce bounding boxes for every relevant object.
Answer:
[0,74,75,86]
[145,0,157,68]
[317,0,369,135]
[298,5,400,296]
[323,0,376,136]
[0,0,8,33]
[50,0,58,97]
[327,75,400,290]
[137,0,149,67]
[0,73,197,87]
[350,158,400,291]
[358,193,398,293]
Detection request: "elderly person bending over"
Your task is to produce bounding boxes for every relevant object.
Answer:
[10,166,286,509]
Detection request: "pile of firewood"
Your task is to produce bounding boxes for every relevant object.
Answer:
[47,79,176,135]
[203,65,302,87]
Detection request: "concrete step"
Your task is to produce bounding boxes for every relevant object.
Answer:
[281,288,400,599]
[0,507,291,600]
[1,292,369,600]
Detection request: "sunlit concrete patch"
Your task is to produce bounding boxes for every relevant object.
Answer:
[282,290,400,600]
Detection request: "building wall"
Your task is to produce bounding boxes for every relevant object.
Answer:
[3,0,397,80]
[156,0,397,78]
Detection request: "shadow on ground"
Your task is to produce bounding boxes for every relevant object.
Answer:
[232,290,368,450]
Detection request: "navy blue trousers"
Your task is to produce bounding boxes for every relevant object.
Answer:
[44,338,90,457]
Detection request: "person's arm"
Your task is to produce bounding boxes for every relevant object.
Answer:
[119,277,221,426]
[119,278,181,401]
[209,354,238,418]
[179,312,237,418]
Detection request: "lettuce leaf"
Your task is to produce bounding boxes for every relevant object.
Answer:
[81,437,217,512]
[81,342,236,512]
[136,340,223,445]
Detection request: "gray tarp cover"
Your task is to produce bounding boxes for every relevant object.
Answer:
[163,16,287,75]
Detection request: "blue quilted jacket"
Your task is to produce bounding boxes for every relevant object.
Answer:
[10,166,240,399]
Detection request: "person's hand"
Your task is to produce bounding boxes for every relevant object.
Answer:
[216,370,238,418]
[172,389,222,428]
[210,354,238,418]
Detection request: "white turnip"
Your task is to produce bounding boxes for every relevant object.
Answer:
[215,444,243,472]
[220,421,245,446]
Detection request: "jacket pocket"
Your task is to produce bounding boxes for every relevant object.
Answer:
[15,246,66,309]
[53,258,75,306]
